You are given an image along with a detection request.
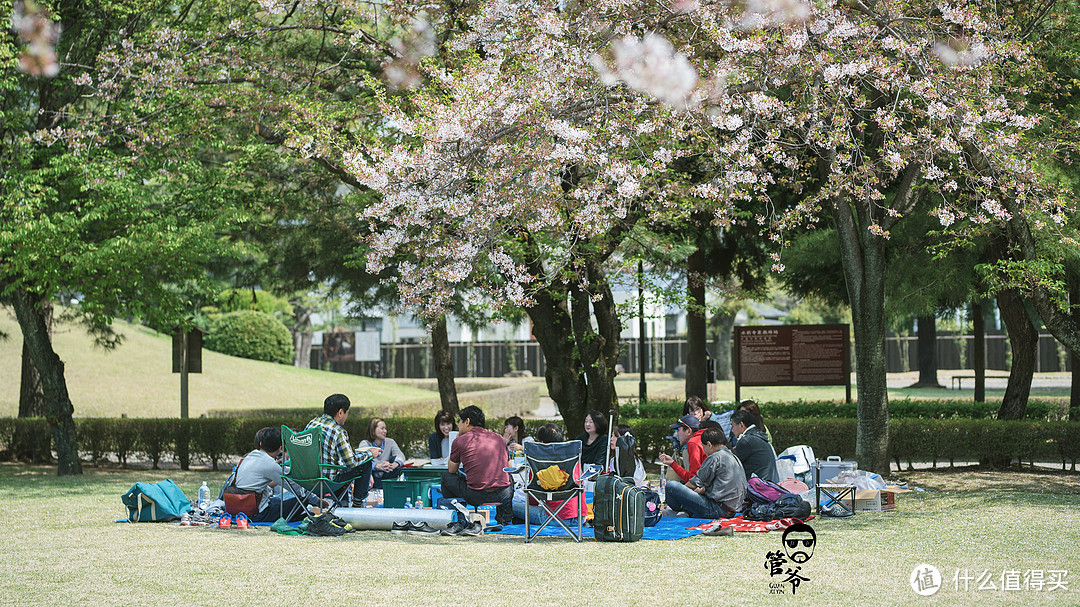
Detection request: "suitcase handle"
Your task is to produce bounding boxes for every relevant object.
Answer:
[826,456,841,462]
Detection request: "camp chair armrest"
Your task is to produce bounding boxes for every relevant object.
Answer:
[504,464,527,475]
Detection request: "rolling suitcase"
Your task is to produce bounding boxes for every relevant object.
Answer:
[593,473,645,542]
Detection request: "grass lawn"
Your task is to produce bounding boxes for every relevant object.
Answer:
[2,463,1077,606]
[0,311,437,418]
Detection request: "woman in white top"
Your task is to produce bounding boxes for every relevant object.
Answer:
[359,417,406,489]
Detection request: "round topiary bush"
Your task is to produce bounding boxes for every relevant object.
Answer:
[204,310,294,364]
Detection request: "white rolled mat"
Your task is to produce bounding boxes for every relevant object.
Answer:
[332,507,456,530]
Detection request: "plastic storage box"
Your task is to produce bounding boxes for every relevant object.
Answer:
[383,479,439,508]
[813,456,857,486]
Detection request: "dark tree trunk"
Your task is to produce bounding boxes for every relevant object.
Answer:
[430,315,459,416]
[19,300,51,417]
[973,302,985,404]
[11,289,82,475]
[527,280,588,435]
[997,289,1037,420]
[571,259,622,419]
[710,306,737,381]
[685,248,707,401]
[832,193,891,475]
[910,314,943,388]
[291,303,313,368]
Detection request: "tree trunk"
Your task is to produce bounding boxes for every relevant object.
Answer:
[11,289,82,475]
[685,247,707,401]
[430,315,459,416]
[571,258,622,419]
[996,289,1037,420]
[973,302,985,404]
[526,281,588,435]
[291,304,313,368]
[710,306,737,381]
[832,193,891,476]
[19,300,51,417]
[910,314,943,388]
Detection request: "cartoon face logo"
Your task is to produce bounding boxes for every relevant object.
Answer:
[781,523,816,563]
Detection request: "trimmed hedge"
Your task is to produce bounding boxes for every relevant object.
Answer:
[3,416,1078,473]
[627,398,1071,421]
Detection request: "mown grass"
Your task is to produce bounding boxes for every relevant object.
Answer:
[0,311,438,418]
[2,463,1077,606]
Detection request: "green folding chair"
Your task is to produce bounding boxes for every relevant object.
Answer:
[280,425,353,521]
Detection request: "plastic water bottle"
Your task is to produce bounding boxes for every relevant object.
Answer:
[658,465,667,502]
[198,481,210,510]
[415,494,424,509]
[404,497,412,509]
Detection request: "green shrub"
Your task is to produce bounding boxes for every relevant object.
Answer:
[190,418,238,471]
[77,419,114,464]
[134,420,172,470]
[204,310,294,364]
[113,421,139,468]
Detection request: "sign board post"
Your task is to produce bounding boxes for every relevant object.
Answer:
[172,329,203,418]
[734,324,851,403]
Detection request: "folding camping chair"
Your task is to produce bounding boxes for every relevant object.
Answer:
[519,440,595,543]
[279,425,358,521]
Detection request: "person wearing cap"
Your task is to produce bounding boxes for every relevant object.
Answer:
[658,414,706,483]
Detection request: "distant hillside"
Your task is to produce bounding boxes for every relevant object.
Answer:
[0,309,438,418]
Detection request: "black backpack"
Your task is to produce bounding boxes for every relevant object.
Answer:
[745,494,812,521]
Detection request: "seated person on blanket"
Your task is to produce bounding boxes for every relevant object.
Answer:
[730,409,780,483]
[359,417,406,489]
[305,394,381,508]
[441,405,514,526]
[658,414,706,482]
[233,427,307,522]
[512,424,587,525]
[664,427,746,519]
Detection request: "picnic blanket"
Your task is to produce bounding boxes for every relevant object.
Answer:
[687,514,814,533]
[487,516,716,540]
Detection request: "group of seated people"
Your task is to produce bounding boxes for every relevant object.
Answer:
[230,392,781,527]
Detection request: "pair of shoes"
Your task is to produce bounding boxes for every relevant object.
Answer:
[440,519,483,536]
[326,512,354,533]
[391,521,442,536]
[822,503,854,518]
[303,514,348,537]
[440,520,467,536]
[703,525,734,537]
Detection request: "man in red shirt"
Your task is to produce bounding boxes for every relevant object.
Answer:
[441,405,513,526]
[659,414,705,482]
